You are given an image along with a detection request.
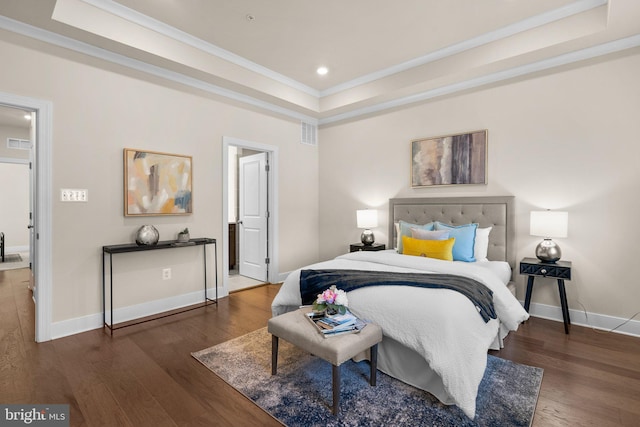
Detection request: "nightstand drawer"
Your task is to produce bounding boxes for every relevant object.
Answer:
[520,258,571,280]
[520,264,571,279]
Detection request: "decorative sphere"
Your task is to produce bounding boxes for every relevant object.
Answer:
[136,225,159,246]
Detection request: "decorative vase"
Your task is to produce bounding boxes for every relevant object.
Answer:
[177,232,190,243]
[326,307,339,316]
[135,225,159,246]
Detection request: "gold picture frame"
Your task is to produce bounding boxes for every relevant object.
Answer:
[124,148,192,216]
[411,130,487,187]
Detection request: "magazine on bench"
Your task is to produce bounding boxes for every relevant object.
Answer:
[304,309,367,338]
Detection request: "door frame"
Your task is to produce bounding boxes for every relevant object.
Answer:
[222,137,278,294]
[0,92,53,342]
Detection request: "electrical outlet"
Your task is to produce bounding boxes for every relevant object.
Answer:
[162,268,172,280]
[60,188,88,202]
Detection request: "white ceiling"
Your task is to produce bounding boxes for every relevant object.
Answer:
[0,0,639,124]
[114,0,581,90]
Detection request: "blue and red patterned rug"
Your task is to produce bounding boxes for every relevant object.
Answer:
[193,327,542,427]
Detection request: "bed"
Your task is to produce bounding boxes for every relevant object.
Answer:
[271,196,528,419]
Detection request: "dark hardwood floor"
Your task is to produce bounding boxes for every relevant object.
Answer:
[1,267,639,426]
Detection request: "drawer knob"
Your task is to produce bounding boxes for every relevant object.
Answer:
[540,268,547,274]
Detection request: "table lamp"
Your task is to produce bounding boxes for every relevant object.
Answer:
[357,209,378,245]
[530,210,568,263]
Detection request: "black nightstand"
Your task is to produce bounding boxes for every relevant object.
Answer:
[350,243,386,252]
[519,257,572,334]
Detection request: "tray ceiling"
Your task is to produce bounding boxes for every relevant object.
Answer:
[0,0,639,124]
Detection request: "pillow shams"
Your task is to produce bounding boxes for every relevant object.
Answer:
[396,220,434,253]
[474,227,492,262]
[402,236,455,261]
[434,222,478,262]
[396,220,491,262]
[410,228,450,240]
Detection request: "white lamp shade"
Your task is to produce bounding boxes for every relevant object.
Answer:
[530,211,568,238]
[357,209,378,229]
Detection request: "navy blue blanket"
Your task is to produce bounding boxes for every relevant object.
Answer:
[300,269,496,322]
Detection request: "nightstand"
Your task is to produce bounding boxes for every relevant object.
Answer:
[519,257,572,334]
[350,243,386,252]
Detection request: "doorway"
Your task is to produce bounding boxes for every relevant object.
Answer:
[0,93,53,342]
[222,137,278,294]
[0,160,30,266]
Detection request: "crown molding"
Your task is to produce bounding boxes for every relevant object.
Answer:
[318,34,640,125]
[319,0,608,97]
[0,15,318,125]
[80,0,607,99]
[79,0,321,97]
[1,2,637,127]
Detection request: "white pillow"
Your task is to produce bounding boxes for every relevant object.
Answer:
[474,227,492,262]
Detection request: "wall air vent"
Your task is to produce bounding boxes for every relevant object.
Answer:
[300,121,317,146]
[7,138,32,150]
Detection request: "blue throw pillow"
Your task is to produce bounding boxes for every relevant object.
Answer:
[397,220,434,253]
[434,222,478,262]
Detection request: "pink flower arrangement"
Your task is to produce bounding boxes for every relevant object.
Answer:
[313,285,349,315]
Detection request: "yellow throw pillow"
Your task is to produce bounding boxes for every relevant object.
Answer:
[401,236,455,261]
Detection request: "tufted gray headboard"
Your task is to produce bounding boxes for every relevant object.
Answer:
[389,196,515,270]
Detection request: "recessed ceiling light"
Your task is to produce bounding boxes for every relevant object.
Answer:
[316,66,328,76]
[23,114,31,120]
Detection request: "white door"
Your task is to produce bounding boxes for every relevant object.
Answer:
[238,152,268,281]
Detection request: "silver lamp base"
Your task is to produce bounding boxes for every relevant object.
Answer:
[361,229,375,245]
[535,238,561,263]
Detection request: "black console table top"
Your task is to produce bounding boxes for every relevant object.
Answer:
[103,237,216,254]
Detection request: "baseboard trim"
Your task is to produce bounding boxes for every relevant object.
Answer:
[229,282,272,294]
[524,300,640,338]
[51,288,222,340]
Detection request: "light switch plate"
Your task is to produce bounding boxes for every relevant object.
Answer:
[60,188,88,202]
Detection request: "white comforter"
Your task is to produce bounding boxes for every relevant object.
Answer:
[271,250,529,419]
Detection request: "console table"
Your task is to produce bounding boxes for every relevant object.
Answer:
[102,237,217,334]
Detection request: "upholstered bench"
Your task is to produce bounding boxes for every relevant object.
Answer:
[267,308,383,416]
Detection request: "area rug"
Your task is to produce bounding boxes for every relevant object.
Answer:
[192,327,543,427]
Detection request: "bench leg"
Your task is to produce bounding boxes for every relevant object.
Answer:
[370,344,378,386]
[271,335,279,375]
[332,364,340,416]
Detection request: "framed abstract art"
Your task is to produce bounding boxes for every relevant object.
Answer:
[124,148,192,216]
[411,130,487,187]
